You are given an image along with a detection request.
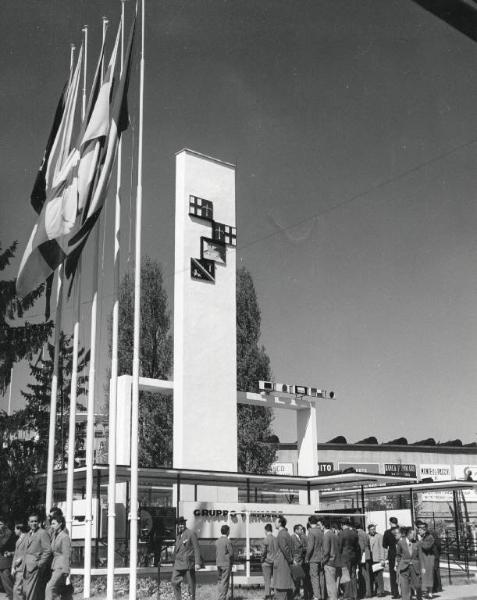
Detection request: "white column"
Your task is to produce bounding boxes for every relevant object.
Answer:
[297,402,319,506]
[173,150,237,491]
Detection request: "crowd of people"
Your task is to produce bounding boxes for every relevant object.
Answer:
[0,508,71,600]
[254,515,443,600]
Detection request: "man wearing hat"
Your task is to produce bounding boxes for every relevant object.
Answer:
[171,517,202,600]
[383,517,400,599]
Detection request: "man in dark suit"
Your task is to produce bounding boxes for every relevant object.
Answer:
[396,527,422,600]
[0,518,15,600]
[215,524,234,600]
[322,517,339,600]
[383,517,400,599]
[171,516,202,600]
[338,520,360,600]
[291,524,306,598]
[274,516,294,600]
[22,512,52,600]
[306,515,324,600]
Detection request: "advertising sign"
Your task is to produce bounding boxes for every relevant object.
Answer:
[454,465,477,501]
[319,462,334,475]
[339,462,380,474]
[384,463,416,478]
[419,464,452,502]
[270,462,294,476]
[179,502,315,539]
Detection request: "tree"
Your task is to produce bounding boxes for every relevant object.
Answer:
[236,267,277,473]
[0,241,53,393]
[19,333,89,472]
[113,257,173,467]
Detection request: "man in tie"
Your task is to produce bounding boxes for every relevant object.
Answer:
[171,516,202,600]
[22,513,52,600]
[396,527,422,600]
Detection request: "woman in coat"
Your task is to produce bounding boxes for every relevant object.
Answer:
[273,516,294,600]
[45,515,71,600]
[417,521,434,600]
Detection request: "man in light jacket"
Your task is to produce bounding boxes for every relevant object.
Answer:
[261,523,277,600]
[367,524,387,598]
[22,512,52,600]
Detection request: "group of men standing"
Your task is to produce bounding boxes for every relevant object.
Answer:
[0,509,71,600]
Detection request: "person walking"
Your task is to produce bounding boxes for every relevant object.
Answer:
[305,515,324,600]
[11,523,28,600]
[44,515,71,600]
[22,512,51,600]
[261,524,277,600]
[322,518,339,600]
[171,516,202,600]
[396,527,422,600]
[274,516,294,600]
[367,524,387,598]
[337,520,360,600]
[383,517,400,599]
[0,517,16,600]
[215,525,234,600]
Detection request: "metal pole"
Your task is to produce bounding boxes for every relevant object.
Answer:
[95,468,101,568]
[453,489,461,560]
[129,2,145,597]
[361,485,366,516]
[245,512,250,579]
[84,18,108,598]
[409,488,415,527]
[107,3,126,598]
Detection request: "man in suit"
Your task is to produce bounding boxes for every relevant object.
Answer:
[171,516,202,600]
[274,516,294,600]
[0,518,16,600]
[383,517,400,599]
[356,522,370,599]
[322,517,339,600]
[215,524,234,600]
[396,527,422,600]
[367,524,387,598]
[291,524,306,598]
[11,523,28,600]
[22,512,52,600]
[305,515,324,600]
[261,523,277,600]
[338,520,360,600]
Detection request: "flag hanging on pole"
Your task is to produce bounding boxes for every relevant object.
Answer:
[16,48,83,298]
[65,16,136,284]
[16,17,136,298]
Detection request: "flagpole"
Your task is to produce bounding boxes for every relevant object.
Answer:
[66,24,87,541]
[130,0,144,597]
[83,17,109,599]
[7,367,13,416]
[45,42,76,516]
[107,3,126,598]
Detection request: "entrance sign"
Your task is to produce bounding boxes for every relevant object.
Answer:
[319,462,334,475]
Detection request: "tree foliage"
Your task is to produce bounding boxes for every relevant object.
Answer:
[0,241,53,393]
[113,257,173,467]
[19,333,89,471]
[236,267,277,473]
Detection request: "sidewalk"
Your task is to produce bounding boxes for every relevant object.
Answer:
[430,582,477,600]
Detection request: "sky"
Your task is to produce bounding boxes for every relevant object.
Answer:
[1,0,477,445]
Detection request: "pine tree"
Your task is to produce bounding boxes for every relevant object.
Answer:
[112,257,173,467]
[237,267,277,473]
[0,241,53,393]
[18,333,89,472]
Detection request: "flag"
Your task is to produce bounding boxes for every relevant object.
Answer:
[16,16,136,297]
[65,16,136,283]
[16,48,83,298]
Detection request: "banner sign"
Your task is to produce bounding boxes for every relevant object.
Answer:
[270,462,294,476]
[384,463,416,478]
[419,464,452,502]
[339,462,380,474]
[319,462,334,475]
